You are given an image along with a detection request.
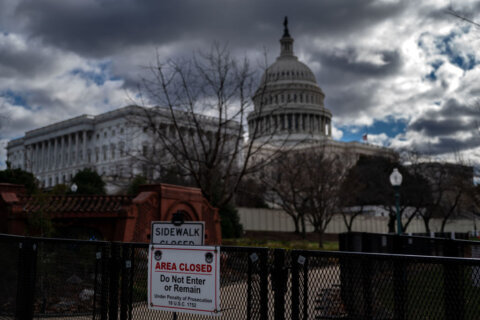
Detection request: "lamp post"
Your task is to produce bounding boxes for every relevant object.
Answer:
[389,168,403,235]
[71,183,78,193]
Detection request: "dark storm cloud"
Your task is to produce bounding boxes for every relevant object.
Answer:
[408,98,478,137]
[0,38,58,78]
[14,0,408,58]
[409,118,476,136]
[317,49,402,78]
[408,135,480,155]
[308,47,401,118]
[322,83,378,118]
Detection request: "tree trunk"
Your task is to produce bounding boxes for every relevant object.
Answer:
[293,216,300,234]
[318,231,324,249]
[423,217,431,233]
[342,213,353,232]
[300,215,307,239]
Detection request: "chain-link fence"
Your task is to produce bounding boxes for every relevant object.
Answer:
[1,233,480,320]
[339,232,480,258]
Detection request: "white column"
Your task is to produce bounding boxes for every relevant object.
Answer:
[54,138,58,169]
[61,136,65,168]
[75,132,79,165]
[46,140,50,170]
[40,141,44,172]
[28,145,33,172]
[83,131,87,164]
[68,134,72,165]
[35,143,38,172]
[35,143,39,172]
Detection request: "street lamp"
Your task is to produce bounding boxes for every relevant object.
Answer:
[71,183,78,193]
[389,168,403,235]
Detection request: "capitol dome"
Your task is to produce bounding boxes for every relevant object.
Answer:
[248,18,332,145]
[259,56,317,84]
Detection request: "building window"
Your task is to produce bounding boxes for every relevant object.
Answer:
[119,142,125,157]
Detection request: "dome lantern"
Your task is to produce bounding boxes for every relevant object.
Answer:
[280,16,294,57]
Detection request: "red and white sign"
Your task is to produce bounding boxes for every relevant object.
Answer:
[147,245,221,316]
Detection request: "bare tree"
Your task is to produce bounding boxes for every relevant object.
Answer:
[405,158,472,233]
[122,44,298,238]
[447,8,480,28]
[339,164,368,232]
[262,148,349,247]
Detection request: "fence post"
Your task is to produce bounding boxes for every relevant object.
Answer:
[272,249,286,320]
[444,241,465,319]
[120,244,131,320]
[109,242,121,320]
[92,245,103,320]
[393,258,406,320]
[361,257,373,318]
[247,253,253,320]
[100,245,110,320]
[302,256,308,320]
[291,251,301,320]
[15,238,37,320]
[259,249,269,320]
[340,255,355,318]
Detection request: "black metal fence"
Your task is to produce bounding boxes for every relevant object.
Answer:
[339,231,480,258]
[2,233,480,320]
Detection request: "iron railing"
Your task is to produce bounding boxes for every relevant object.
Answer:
[1,233,480,320]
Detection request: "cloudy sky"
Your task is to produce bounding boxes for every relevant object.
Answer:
[1,0,480,168]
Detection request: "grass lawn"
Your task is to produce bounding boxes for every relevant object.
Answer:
[222,238,339,251]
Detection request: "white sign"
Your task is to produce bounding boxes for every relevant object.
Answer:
[148,245,221,316]
[151,222,204,246]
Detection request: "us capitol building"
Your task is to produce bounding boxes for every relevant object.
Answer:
[6,19,395,192]
[247,18,395,162]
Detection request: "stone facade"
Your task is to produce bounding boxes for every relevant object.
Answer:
[6,105,238,193]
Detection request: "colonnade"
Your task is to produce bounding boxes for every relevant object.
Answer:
[249,113,332,137]
[26,130,89,174]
